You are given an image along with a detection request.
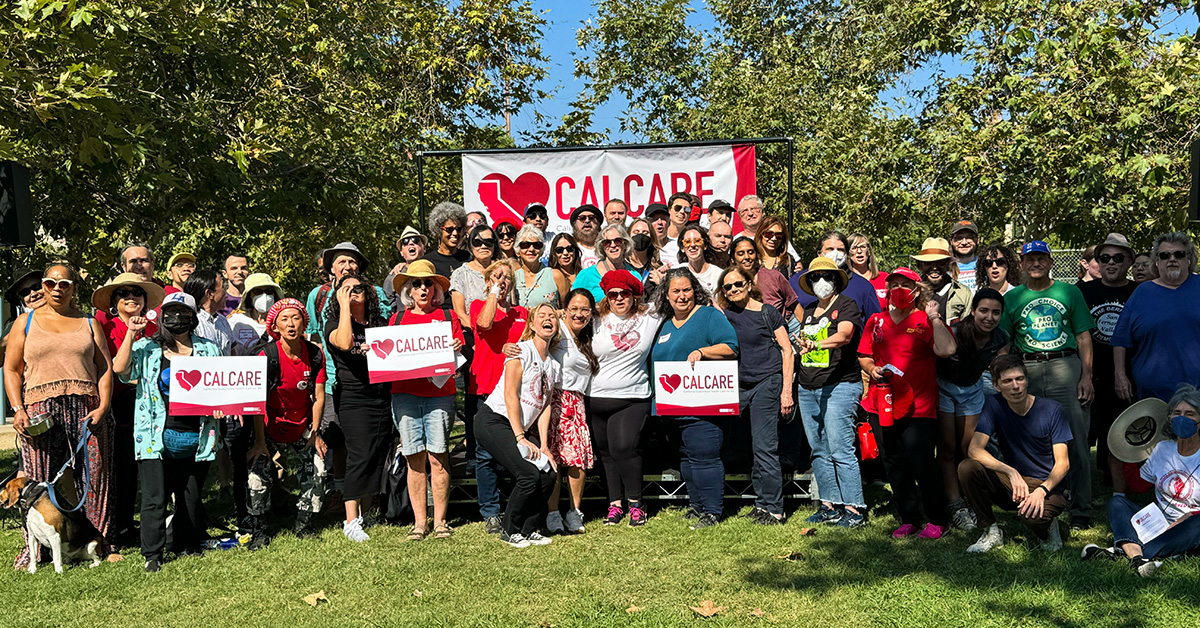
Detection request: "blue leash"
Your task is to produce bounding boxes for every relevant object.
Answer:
[46,423,92,513]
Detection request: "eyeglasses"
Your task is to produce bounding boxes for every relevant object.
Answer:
[442,226,463,235]
[471,237,496,248]
[400,236,424,247]
[1098,253,1126,264]
[721,280,747,292]
[554,246,574,255]
[762,230,784,239]
[113,287,147,300]
[601,238,623,249]
[409,278,435,289]
[171,261,196,270]
[985,258,1007,267]
[1158,250,1188,260]
[951,234,976,241]
[850,244,870,251]
[576,215,599,224]
[41,278,74,291]
[606,289,632,300]
[681,238,705,247]
[518,241,545,251]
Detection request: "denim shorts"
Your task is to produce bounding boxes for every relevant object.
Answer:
[391,393,455,456]
[937,378,985,416]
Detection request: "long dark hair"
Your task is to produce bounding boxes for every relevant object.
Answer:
[466,223,498,262]
[549,233,582,277]
[652,268,712,317]
[563,288,599,374]
[326,273,386,327]
[675,224,716,265]
[150,303,198,350]
[955,288,1005,364]
[975,243,1021,289]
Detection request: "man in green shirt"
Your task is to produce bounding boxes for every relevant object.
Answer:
[1000,240,1096,529]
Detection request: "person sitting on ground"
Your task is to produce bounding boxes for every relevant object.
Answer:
[959,354,1071,554]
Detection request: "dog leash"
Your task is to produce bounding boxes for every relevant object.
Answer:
[45,423,92,513]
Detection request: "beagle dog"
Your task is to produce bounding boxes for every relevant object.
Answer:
[1,476,103,574]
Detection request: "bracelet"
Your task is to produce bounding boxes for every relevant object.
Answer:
[1035,485,1049,495]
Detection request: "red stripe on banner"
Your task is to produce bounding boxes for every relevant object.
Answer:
[369,362,456,384]
[730,144,757,235]
[656,402,740,417]
[169,401,266,416]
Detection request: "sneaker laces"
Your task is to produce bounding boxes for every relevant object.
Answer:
[606,505,623,520]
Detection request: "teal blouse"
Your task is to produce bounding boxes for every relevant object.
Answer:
[119,336,222,462]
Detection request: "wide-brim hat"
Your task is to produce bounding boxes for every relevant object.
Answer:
[238,273,284,311]
[911,237,953,262]
[392,259,450,294]
[799,257,849,296]
[395,225,428,251]
[1108,398,1170,463]
[91,272,167,312]
[4,268,42,306]
[322,242,370,273]
[1099,232,1134,257]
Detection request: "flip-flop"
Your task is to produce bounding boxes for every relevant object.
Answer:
[407,527,428,541]
[434,524,453,539]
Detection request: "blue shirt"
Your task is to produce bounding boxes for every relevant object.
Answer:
[1110,275,1200,401]
[649,306,739,416]
[977,395,1072,480]
[793,271,881,327]
[958,258,978,292]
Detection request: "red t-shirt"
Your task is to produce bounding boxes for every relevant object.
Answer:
[858,310,938,419]
[259,341,328,444]
[101,315,159,401]
[868,273,889,312]
[387,308,466,397]
[468,300,528,395]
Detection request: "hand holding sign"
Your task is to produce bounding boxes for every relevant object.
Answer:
[169,356,267,416]
[366,322,456,384]
[654,361,739,416]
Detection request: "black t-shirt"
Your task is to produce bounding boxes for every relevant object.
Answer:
[936,327,1009,386]
[323,317,390,399]
[798,295,862,389]
[723,304,785,387]
[423,249,472,278]
[1078,280,1136,380]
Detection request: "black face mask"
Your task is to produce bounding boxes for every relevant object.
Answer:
[631,234,652,252]
[162,311,194,335]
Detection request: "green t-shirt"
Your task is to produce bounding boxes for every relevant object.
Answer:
[1001,281,1096,353]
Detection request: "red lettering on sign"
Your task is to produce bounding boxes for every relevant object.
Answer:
[602,176,611,205]
[624,175,644,214]
[695,171,714,205]
[581,176,599,207]
[555,177,576,218]
[648,174,666,205]
[670,172,691,195]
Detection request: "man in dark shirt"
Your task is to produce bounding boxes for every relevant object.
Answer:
[959,355,1071,554]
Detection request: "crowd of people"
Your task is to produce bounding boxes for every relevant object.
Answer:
[4,194,1200,578]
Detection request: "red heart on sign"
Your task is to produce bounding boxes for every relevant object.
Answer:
[478,172,551,226]
[371,339,394,360]
[659,373,682,394]
[175,369,202,392]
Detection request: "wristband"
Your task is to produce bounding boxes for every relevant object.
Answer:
[1035,485,1049,495]
[489,285,502,296]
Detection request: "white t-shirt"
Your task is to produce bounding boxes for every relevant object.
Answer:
[689,263,724,297]
[553,331,593,394]
[588,312,662,399]
[659,240,680,266]
[485,340,561,430]
[228,312,266,348]
[578,243,600,269]
[1141,440,1200,522]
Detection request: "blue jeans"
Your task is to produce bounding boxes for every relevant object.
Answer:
[678,417,728,516]
[1109,495,1200,559]
[797,381,866,509]
[742,374,783,514]
[472,395,501,519]
[1025,355,1091,518]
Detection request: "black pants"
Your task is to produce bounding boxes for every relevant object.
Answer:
[220,417,251,531]
[474,407,557,536]
[139,457,211,562]
[111,388,139,536]
[587,396,651,503]
[881,416,948,527]
[1091,373,1129,485]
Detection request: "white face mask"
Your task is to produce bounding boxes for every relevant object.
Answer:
[253,292,276,314]
[823,250,847,268]
[813,278,835,299]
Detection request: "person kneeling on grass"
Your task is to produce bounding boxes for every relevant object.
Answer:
[245,299,328,550]
[958,354,1070,553]
[1083,384,1200,577]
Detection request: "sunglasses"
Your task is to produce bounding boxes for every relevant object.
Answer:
[1158,250,1188,260]
[722,279,747,292]
[1098,253,1126,264]
[442,225,463,235]
[113,287,147,300]
[41,278,74,291]
[808,272,838,284]
[400,236,424,247]
[518,241,545,251]
[348,285,366,295]
[606,289,632,299]
[670,204,689,213]
[762,230,784,239]
[471,237,496,248]
[498,229,517,239]
[554,246,575,255]
[576,214,598,223]
[601,238,623,249]
[526,210,548,220]
[16,285,37,299]
[409,278,435,290]
[171,261,196,270]
[681,238,705,247]
[985,258,1007,267]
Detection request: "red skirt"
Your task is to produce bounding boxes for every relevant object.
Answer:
[548,390,594,469]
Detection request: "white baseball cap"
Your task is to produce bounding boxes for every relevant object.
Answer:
[161,291,197,313]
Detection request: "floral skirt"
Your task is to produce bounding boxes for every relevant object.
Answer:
[548,390,594,469]
[14,394,113,570]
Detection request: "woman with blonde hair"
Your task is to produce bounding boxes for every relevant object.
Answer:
[848,232,887,311]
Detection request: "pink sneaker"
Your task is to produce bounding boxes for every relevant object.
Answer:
[917,523,946,539]
[892,524,917,539]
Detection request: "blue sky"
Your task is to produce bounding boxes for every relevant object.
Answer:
[509,2,1198,145]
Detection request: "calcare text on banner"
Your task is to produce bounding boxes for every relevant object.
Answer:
[653,360,740,417]
[366,321,456,384]
[168,355,267,416]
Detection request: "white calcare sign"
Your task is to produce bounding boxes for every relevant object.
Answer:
[168,355,267,416]
[365,322,456,384]
[652,360,740,417]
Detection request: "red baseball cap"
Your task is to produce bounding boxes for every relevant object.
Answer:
[885,267,921,284]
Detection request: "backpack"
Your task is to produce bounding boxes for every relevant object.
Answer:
[313,282,333,323]
[262,339,323,396]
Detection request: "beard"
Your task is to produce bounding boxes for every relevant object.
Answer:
[1164,266,1185,281]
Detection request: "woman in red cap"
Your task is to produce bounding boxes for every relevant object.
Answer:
[588,269,661,527]
[858,267,957,540]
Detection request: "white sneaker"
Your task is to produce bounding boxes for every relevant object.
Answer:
[967,524,1004,553]
[501,532,531,548]
[526,531,553,546]
[342,517,370,543]
[564,508,586,534]
[1040,518,1063,552]
[546,511,565,534]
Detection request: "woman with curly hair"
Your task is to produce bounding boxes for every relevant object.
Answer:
[756,216,798,279]
[975,243,1021,295]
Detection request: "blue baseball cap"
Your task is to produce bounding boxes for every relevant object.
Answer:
[1021,240,1051,255]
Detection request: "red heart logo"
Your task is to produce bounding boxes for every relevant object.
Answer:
[659,373,682,394]
[611,330,641,352]
[478,172,550,226]
[175,369,202,392]
[371,339,395,360]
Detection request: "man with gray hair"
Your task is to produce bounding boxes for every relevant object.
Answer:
[117,241,161,285]
[737,194,800,261]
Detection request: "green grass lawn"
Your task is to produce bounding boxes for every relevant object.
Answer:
[2,454,1200,628]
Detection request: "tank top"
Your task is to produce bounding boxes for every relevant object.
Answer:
[515,267,560,309]
[22,314,100,405]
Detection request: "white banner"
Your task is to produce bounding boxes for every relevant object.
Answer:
[168,356,267,416]
[365,321,456,384]
[462,144,757,237]
[653,360,740,417]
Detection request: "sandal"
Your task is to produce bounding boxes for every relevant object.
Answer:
[406,526,428,541]
[434,524,453,539]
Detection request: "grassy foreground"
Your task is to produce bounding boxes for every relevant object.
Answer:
[2,458,1200,628]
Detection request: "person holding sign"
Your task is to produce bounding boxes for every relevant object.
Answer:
[244,299,329,548]
[858,267,957,541]
[112,291,223,572]
[325,273,392,543]
[475,303,563,549]
[649,269,739,530]
[794,257,866,528]
[1085,384,1200,577]
[387,261,465,541]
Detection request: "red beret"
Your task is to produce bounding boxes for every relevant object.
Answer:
[599,269,643,298]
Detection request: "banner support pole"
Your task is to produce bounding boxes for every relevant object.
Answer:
[786,137,795,234]
[416,151,427,229]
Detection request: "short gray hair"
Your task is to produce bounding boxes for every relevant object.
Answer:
[600,222,632,259]
[118,241,154,269]
[738,194,764,209]
[428,202,467,238]
[1151,231,1198,274]
[398,280,446,310]
[516,224,545,244]
[1167,384,1200,437]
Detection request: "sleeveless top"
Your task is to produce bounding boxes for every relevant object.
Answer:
[515,267,560,309]
[22,314,100,405]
